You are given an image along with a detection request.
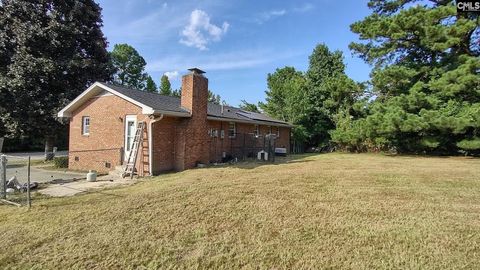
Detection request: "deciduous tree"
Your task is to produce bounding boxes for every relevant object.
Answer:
[110,43,148,90]
[239,100,260,113]
[0,0,112,158]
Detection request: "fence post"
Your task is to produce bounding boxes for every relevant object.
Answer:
[1,155,7,199]
[27,156,31,209]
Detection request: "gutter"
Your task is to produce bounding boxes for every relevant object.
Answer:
[148,114,164,176]
[152,109,190,117]
[206,116,293,128]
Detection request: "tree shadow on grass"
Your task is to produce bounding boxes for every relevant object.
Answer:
[381,153,478,160]
[220,153,318,170]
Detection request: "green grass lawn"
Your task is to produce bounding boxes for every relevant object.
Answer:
[1,153,480,269]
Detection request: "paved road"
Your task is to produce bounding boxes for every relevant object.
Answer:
[3,151,68,160]
[5,163,85,184]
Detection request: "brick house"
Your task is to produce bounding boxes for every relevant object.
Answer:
[58,68,292,176]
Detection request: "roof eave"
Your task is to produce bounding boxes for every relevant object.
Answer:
[207,115,293,128]
[152,109,191,117]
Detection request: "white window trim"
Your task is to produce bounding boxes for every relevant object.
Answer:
[228,122,236,138]
[276,127,280,137]
[82,116,90,136]
[254,124,259,136]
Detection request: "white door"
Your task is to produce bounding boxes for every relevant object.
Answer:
[124,115,137,161]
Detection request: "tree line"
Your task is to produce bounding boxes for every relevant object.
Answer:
[250,1,479,156]
[0,0,478,156]
[0,0,222,154]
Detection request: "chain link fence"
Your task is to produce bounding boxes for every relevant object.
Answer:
[209,132,278,163]
[0,154,33,208]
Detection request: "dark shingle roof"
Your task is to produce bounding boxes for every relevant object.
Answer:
[99,82,189,114]
[99,82,292,127]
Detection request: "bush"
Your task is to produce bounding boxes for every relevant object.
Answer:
[457,138,480,150]
[456,138,480,156]
[53,156,68,168]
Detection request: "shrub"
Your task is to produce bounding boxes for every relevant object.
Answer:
[421,137,440,149]
[53,156,68,168]
[457,138,480,150]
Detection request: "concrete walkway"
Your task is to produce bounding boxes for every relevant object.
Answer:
[39,175,137,197]
[6,164,85,184]
[4,151,68,160]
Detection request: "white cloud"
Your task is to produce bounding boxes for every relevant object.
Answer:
[293,3,314,13]
[179,9,229,50]
[256,9,287,24]
[106,8,185,44]
[164,71,179,80]
[252,4,314,24]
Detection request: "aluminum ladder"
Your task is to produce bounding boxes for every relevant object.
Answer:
[123,121,145,179]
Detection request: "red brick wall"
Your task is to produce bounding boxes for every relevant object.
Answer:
[68,81,291,175]
[150,116,180,173]
[68,94,150,175]
[175,73,210,170]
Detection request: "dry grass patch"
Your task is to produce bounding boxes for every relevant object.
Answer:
[1,153,480,269]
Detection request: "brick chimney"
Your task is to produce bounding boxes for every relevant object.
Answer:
[175,68,209,170]
[181,68,208,116]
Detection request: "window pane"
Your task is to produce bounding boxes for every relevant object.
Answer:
[82,116,90,135]
[126,121,135,151]
[228,122,235,137]
[127,121,135,136]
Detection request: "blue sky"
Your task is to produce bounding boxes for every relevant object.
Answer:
[96,0,372,106]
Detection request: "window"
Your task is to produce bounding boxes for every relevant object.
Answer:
[268,126,272,135]
[254,124,259,136]
[228,122,236,138]
[220,130,225,139]
[276,127,280,137]
[82,116,90,135]
[209,128,218,138]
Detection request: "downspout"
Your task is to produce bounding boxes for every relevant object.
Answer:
[148,114,164,176]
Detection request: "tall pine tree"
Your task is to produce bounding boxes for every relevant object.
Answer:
[333,0,480,155]
[145,76,157,93]
[159,75,172,95]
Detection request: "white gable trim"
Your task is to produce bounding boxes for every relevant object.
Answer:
[57,82,189,118]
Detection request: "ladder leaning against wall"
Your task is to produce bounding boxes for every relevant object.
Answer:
[123,121,146,179]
